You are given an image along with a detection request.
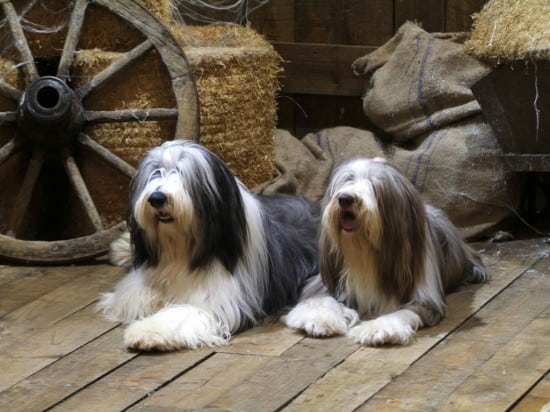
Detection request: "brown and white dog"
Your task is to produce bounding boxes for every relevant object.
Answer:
[283,157,489,346]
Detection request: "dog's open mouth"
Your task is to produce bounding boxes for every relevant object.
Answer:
[156,211,174,224]
[340,211,357,231]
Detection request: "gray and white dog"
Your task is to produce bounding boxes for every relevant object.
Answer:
[99,140,320,351]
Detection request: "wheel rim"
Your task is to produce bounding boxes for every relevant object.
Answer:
[0,0,199,263]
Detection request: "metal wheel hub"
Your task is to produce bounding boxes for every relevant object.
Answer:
[17,76,84,149]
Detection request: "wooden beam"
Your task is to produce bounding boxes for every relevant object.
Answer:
[274,42,375,96]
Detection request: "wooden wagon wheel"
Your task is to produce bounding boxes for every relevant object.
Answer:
[0,0,199,263]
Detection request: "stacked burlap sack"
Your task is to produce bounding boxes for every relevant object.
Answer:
[261,22,519,238]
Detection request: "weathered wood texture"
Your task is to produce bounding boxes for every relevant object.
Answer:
[0,238,548,410]
[246,0,488,137]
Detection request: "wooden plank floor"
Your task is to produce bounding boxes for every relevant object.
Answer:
[0,238,548,411]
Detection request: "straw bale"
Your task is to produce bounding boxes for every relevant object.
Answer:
[174,24,281,187]
[464,0,550,63]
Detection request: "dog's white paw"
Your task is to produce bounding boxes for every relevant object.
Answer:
[347,310,422,346]
[124,305,230,351]
[282,296,359,337]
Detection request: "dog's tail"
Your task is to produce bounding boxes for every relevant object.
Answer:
[109,231,132,268]
[427,205,490,289]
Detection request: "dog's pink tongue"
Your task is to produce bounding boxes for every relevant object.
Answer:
[341,216,356,231]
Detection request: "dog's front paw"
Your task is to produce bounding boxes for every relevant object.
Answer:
[124,305,230,351]
[283,296,359,337]
[347,310,421,346]
[124,319,176,351]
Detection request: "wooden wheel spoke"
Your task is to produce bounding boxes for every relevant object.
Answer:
[62,152,104,231]
[0,138,20,166]
[76,39,154,99]
[6,149,44,237]
[84,108,178,124]
[1,1,39,82]
[78,133,136,178]
[57,0,88,81]
[0,78,22,102]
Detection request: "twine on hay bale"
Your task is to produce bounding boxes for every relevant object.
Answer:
[464,0,550,63]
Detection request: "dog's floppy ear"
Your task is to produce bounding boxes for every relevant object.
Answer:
[373,167,427,301]
[319,229,344,295]
[188,149,248,273]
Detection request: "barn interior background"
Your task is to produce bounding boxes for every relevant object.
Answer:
[0,2,549,411]
[0,0,547,263]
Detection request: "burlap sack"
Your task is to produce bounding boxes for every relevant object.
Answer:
[388,116,517,238]
[352,22,490,141]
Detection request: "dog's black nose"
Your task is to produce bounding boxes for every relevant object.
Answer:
[148,191,167,208]
[338,194,355,208]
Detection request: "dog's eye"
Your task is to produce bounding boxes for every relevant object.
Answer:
[148,169,165,182]
[166,169,179,179]
[342,173,354,183]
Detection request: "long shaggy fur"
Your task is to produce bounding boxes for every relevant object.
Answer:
[284,157,489,346]
[98,140,320,351]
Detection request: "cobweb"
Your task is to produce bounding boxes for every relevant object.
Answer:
[174,0,271,25]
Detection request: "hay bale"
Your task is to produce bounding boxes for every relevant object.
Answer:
[173,24,281,187]
[464,0,550,63]
[0,0,72,61]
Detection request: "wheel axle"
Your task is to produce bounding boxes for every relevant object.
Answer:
[16,76,84,149]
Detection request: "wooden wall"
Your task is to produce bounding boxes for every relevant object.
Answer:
[245,0,487,138]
